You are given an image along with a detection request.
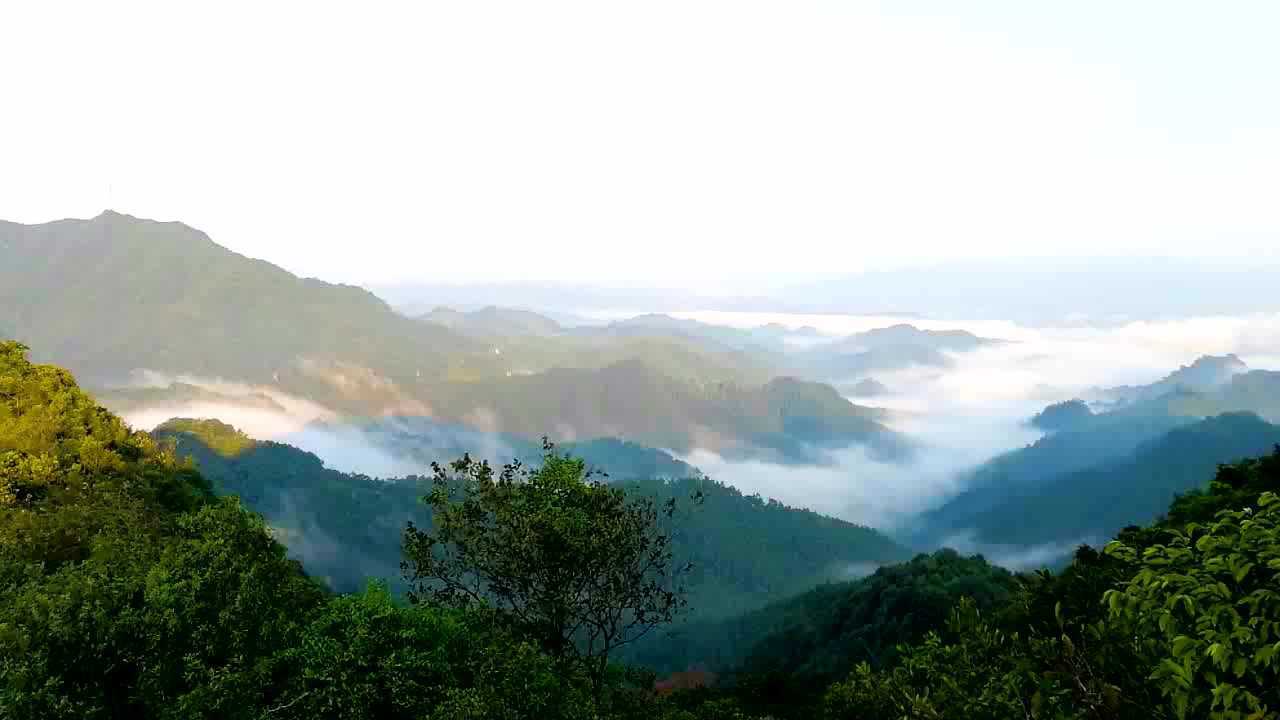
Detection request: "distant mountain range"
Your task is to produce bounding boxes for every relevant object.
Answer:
[0,211,910,463]
[417,307,1000,390]
[382,257,1280,324]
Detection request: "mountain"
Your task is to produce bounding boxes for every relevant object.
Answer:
[1028,399,1093,432]
[415,364,907,463]
[417,305,563,337]
[797,323,999,381]
[0,210,490,388]
[954,412,1280,548]
[153,418,911,616]
[910,410,1196,545]
[919,351,1280,553]
[826,324,995,354]
[1092,356,1280,423]
[1102,353,1249,406]
[1,212,898,461]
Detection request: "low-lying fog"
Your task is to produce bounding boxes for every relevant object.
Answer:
[120,310,1280,569]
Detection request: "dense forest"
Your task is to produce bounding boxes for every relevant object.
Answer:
[5,340,1280,719]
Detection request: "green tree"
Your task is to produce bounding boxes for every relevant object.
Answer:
[402,444,691,706]
[269,583,592,720]
[1105,492,1280,720]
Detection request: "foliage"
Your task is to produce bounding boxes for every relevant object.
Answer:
[0,342,772,720]
[625,550,1015,686]
[402,446,690,701]
[269,584,595,720]
[0,342,320,718]
[1105,493,1280,719]
[813,449,1280,720]
[156,418,257,457]
[823,598,1057,720]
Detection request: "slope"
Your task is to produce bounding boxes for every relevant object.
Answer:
[0,211,489,388]
[155,418,911,614]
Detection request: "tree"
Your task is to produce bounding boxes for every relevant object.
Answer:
[401,442,691,705]
[269,583,592,720]
[1105,492,1280,720]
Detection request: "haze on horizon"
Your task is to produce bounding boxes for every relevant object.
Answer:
[4,1,1279,296]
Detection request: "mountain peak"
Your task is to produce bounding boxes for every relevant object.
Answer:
[1160,354,1249,391]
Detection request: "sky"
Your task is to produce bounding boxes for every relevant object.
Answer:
[3,1,1278,293]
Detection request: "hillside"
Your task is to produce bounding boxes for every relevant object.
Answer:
[915,356,1280,548]
[1,211,899,461]
[912,409,1193,543]
[155,417,910,615]
[418,364,907,463]
[959,411,1280,547]
[0,211,490,387]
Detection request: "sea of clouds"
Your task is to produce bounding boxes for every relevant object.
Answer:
[119,310,1280,568]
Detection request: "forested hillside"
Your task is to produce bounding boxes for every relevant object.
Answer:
[155,418,908,616]
[915,358,1280,554]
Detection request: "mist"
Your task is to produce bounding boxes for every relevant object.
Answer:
[114,310,1280,570]
[666,309,1280,555]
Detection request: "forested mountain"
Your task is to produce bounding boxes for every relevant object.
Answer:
[155,418,909,616]
[912,410,1193,544]
[0,211,901,462]
[951,412,1280,547]
[915,353,1280,553]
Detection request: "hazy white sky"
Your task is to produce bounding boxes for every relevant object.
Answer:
[3,1,1277,292]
